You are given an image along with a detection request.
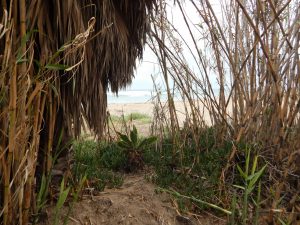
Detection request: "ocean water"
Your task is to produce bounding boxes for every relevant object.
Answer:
[107,89,220,104]
[107,90,169,104]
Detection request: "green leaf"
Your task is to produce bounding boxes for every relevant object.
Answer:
[117,140,131,149]
[73,175,87,202]
[130,125,138,146]
[246,184,256,195]
[37,175,47,207]
[54,178,70,225]
[157,188,232,215]
[230,191,237,225]
[251,155,258,175]
[246,169,261,181]
[50,45,68,61]
[17,29,38,60]
[34,59,42,69]
[116,132,131,144]
[277,217,289,225]
[138,136,157,149]
[57,188,70,209]
[248,165,267,192]
[55,180,69,217]
[45,63,69,71]
[237,164,246,179]
[233,184,245,190]
[50,84,59,97]
[245,147,251,176]
[60,177,65,193]
[16,58,28,64]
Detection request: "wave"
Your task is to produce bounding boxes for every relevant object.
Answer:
[108,90,152,98]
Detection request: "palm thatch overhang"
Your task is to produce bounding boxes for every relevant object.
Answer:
[58,0,158,136]
[64,0,156,137]
[0,0,157,224]
[2,0,158,136]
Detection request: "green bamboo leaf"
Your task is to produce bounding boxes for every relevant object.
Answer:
[17,29,38,60]
[50,84,59,97]
[56,128,64,149]
[51,44,69,61]
[16,58,28,64]
[34,59,41,68]
[45,63,69,71]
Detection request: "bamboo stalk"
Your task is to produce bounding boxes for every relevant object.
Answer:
[6,62,17,225]
[150,2,299,220]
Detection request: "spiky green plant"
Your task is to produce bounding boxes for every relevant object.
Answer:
[117,125,157,172]
[231,147,266,225]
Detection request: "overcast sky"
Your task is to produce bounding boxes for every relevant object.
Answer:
[124,1,224,91]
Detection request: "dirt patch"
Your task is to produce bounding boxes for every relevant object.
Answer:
[40,174,226,225]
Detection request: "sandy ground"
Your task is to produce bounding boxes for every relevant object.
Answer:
[107,101,212,126]
[40,173,226,225]
[82,101,214,138]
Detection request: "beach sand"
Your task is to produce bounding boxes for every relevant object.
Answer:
[82,99,231,141]
[83,101,218,138]
[108,101,212,126]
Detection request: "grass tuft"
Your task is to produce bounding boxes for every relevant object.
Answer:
[110,112,152,123]
[72,140,125,191]
[143,128,232,213]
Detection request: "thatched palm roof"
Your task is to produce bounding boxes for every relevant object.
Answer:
[29,0,157,135]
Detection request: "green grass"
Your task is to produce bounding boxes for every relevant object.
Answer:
[109,112,152,123]
[143,128,232,213]
[71,127,271,222]
[71,130,156,189]
[109,114,121,121]
[72,140,125,191]
[71,127,233,213]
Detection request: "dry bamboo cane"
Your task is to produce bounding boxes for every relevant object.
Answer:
[5,62,17,225]
[47,91,56,175]
[17,1,27,224]
[0,7,12,224]
[22,88,42,224]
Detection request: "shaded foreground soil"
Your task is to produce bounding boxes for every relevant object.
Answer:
[41,174,226,225]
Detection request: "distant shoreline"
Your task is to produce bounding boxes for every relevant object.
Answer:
[107,100,212,125]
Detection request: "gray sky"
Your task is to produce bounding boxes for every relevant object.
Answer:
[124,1,224,91]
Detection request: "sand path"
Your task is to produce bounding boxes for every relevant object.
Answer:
[41,174,225,225]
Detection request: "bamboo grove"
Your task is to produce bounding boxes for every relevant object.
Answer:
[0,1,157,224]
[149,0,299,222]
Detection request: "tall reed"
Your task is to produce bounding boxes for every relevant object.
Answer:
[149,0,299,222]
